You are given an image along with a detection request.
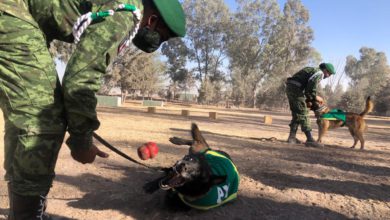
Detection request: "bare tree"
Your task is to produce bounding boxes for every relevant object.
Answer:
[321,60,347,107]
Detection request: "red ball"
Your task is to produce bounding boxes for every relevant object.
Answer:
[146,142,159,159]
[137,145,150,160]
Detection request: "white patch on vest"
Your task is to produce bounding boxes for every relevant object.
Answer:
[308,71,324,82]
[216,184,229,203]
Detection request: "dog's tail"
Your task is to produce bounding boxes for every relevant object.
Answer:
[359,96,374,117]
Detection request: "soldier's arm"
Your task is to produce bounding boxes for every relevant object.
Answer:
[62,5,140,151]
[305,71,323,102]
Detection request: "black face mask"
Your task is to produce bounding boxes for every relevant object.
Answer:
[132,27,162,53]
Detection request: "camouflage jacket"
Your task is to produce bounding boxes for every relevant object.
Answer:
[287,67,323,101]
[0,0,38,28]
[0,0,143,150]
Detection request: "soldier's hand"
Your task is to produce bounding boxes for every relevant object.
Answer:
[310,100,320,111]
[314,110,321,119]
[71,144,109,164]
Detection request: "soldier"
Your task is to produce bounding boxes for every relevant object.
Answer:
[285,63,335,148]
[0,0,186,219]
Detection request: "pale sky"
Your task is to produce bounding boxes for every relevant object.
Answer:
[224,0,390,88]
[225,0,390,66]
[58,1,390,89]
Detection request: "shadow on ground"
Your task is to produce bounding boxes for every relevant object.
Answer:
[54,162,351,220]
[254,172,390,202]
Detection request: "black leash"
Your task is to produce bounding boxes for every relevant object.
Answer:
[92,132,162,172]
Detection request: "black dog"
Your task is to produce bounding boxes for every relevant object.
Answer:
[143,123,239,210]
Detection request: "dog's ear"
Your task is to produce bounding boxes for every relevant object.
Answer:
[191,123,209,146]
[210,175,227,186]
[191,123,210,153]
[191,123,203,142]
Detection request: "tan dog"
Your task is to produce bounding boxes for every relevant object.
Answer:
[314,97,374,150]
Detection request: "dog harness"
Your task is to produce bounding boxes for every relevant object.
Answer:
[178,150,240,210]
[321,109,347,125]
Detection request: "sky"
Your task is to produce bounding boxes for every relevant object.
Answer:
[225,0,390,72]
[57,0,390,88]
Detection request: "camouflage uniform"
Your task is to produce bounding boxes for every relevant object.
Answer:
[285,67,323,132]
[1,0,142,197]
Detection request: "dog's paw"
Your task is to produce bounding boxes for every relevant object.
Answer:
[169,137,191,145]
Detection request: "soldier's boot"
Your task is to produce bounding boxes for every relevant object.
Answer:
[8,191,52,220]
[287,128,302,144]
[304,131,324,148]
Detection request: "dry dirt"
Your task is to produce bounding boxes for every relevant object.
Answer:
[1,102,389,220]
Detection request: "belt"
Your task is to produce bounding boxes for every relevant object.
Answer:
[286,79,302,88]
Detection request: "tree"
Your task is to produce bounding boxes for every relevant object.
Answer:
[50,37,166,103]
[227,0,281,107]
[258,0,317,108]
[183,0,230,104]
[323,83,344,107]
[321,60,346,107]
[161,38,194,100]
[227,0,316,108]
[344,47,390,110]
[337,83,366,113]
[345,47,390,95]
[273,0,316,73]
[104,46,165,102]
[375,79,390,115]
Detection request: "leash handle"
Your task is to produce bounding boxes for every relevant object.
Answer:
[92,132,160,171]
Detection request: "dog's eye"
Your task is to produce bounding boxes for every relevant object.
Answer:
[183,155,192,161]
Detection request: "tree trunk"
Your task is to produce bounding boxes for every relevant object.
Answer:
[252,90,256,108]
[121,90,128,104]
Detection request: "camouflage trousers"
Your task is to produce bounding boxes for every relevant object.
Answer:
[285,84,312,132]
[0,13,66,196]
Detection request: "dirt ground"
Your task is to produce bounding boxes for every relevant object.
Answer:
[1,102,389,220]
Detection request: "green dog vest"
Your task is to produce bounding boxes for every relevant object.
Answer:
[178,150,240,210]
[321,109,347,123]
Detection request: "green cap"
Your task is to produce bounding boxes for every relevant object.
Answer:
[153,0,186,37]
[320,63,335,75]
[324,63,335,75]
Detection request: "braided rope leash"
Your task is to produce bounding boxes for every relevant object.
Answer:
[72,4,141,44]
[116,4,141,56]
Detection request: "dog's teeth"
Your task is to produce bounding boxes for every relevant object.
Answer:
[159,181,171,190]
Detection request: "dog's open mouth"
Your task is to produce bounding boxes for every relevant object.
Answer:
[159,173,187,190]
